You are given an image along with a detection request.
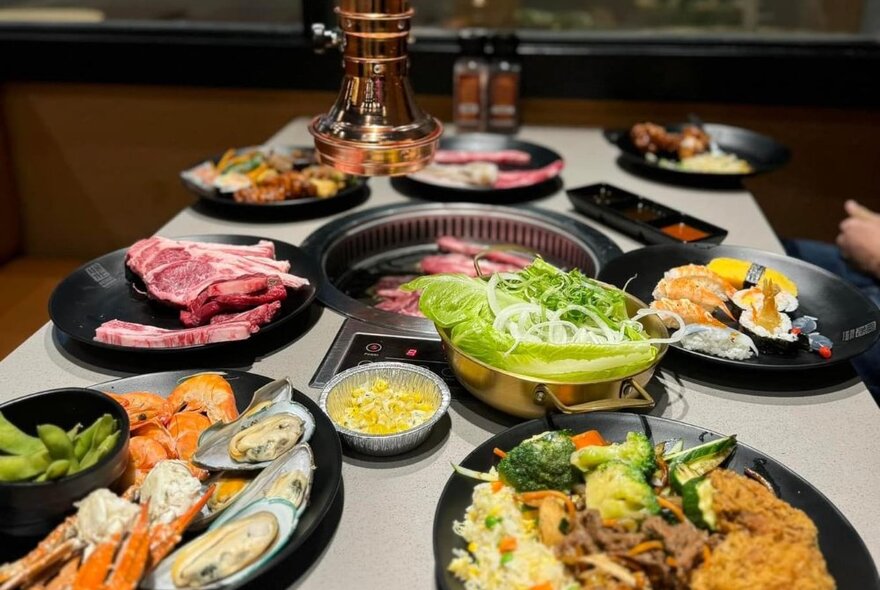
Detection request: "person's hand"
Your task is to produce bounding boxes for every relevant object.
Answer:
[837,200,880,278]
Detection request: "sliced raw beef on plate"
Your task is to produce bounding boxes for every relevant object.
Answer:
[432,150,531,166]
[127,236,276,278]
[493,160,564,189]
[94,302,281,348]
[179,275,287,327]
[138,248,307,308]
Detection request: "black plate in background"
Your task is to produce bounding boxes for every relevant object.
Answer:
[392,133,564,203]
[181,145,369,220]
[100,370,343,590]
[598,243,880,370]
[604,123,790,185]
[48,235,318,354]
[434,412,879,590]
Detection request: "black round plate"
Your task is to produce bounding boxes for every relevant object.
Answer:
[394,133,564,202]
[598,243,880,370]
[181,145,369,219]
[48,235,318,353]
[604,123,790,182]
[99,369,343,590]
[434,412,878,590]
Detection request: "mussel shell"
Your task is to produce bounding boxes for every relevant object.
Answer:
[142,499,297,590]
[213,444,314,528]
[228,414,304,464]
[191,444,314,531]
[193,400,315,471]
[198,378,293,450]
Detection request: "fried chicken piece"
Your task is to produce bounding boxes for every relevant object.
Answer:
[708,469,818,544]
[691,532,835,590]
[232,171,317,203]
[629,122,710,159]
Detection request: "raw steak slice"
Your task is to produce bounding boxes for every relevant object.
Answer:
[493,159,564,189]
[180,276,287,327]
[433,150,531,166]
[436,236,532,268]
[94,302,280,348]
[127,237,276,278]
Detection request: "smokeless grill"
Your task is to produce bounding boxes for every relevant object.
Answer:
[301,202,622,334]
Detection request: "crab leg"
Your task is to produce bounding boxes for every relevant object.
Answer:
[148,485,215,566]
[103,503,151,590]
[72,533,120,590]
[0,517,78,585]
[0,538,81,590]
[45,555,80,590]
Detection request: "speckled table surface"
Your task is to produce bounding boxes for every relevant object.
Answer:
[0,119,876,588]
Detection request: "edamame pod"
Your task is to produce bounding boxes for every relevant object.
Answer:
[35,459,71,482]
[0,451,50,481]
[0,411,44,456]
[37,424,75,462]
[77,431,120,471]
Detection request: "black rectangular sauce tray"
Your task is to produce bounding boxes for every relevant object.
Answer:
[567,183,728,245]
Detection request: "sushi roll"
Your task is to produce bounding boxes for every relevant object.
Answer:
[680,324,758,360]
[738,280,799,355]
[732,286,799,313]
[707,257,798,296]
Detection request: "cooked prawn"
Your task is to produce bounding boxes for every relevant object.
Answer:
[653,277,735,319]
[105,392,173,429]
[167,374,238,423]
[663,264,736,298]
[650,298,727,328]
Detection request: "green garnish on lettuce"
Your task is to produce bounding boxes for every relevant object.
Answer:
[401,258,659,383]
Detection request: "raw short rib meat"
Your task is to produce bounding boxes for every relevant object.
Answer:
[127,237,276,278]
[179,275,287,327]
[129,238,307,308]
[95,302,281,348]
[433,150,531,166]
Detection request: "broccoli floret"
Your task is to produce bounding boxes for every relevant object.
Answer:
[584,461,659,522]
[497,430,577,492]
[570,431,656,477]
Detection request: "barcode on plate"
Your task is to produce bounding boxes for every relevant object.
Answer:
[842,321,877,342]
[85,263,117,288]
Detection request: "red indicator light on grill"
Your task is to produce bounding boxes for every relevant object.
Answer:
[406,348,418,358]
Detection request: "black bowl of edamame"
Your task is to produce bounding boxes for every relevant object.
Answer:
[0,388,130,536]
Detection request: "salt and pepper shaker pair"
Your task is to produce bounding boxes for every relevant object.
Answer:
[453,31,521,134]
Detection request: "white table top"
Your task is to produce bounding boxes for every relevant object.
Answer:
[0,118,877,588]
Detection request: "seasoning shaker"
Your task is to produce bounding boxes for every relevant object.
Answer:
[453,30,489,133]
[487,33,521,134]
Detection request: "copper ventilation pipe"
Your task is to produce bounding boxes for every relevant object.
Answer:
[309,0,443,176]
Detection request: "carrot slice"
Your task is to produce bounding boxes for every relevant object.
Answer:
[571,429,608,449]
[530,584,553,590]
[491,481,504,493]
[627,540,664,556]
[498,536,517,553]
[657,496,686,523]
[493,447,507,459]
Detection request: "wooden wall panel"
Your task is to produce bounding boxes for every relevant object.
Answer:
[1,83,878,260]
[0,88,21,263]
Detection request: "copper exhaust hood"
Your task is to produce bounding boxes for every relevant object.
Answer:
[309,0,443,177]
